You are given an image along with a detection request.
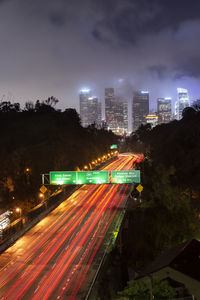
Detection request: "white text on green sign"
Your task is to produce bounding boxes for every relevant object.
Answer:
[76,171,109,184]
[50,171,77,185]
[110,144,117,149]
[111,170,140,183]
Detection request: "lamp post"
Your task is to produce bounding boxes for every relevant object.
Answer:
[16,207,23,227]
[25,168,31,184]
[39,193,44,201]
[39,192,47,209]
[16,207,22,219]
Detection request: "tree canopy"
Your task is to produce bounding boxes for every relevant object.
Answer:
[121,106,200,268]
[118,278,175,300]
[0,99,119,212]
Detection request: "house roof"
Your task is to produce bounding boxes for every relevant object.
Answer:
[139,239,200,282]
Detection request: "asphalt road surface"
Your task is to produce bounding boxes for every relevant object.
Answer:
[0,153,141,300]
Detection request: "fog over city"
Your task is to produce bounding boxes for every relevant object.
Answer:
[0,0,200,111]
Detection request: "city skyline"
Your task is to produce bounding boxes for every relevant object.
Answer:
[79,85,197,132]
[0,0,200,112]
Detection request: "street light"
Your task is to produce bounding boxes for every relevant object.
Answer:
[25,168,31,184]
[39,193,44,199]
[16,207,22,219]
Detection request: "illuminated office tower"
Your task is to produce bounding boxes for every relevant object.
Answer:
[105,88,115,129]
[122,101,128,133]
[97,101,102,125]
[114,98,128,135]
[132,91,149,131]
[174,100,179,120]
[79,89,100,127]
[176,88,190,120]
[105,88,128,134]
[157,97,172,124]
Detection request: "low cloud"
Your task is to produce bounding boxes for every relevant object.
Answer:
[0,0,200,110]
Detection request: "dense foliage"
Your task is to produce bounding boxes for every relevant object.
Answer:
[0,99,118,211]
[121,106,200,267]
[118,278,175,300]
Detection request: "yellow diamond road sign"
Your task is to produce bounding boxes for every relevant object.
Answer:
[113,231,118,239]
[40,185,47,194]
[136,184,143,193]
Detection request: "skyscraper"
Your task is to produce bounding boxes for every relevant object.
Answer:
[105,88,128,134]
[122,101,128,133]
[114,98,128,134]
[97,101,102,125]
[132,91,149,131]
[105,88,115,129]
[157,97,172,124]
[175,88,190,120]
[79,89,100,127]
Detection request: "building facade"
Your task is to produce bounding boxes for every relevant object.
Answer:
[79,89,101,127]
[157,97,172,124]
[105,88,128,135]
[132,91,149,132]
[105,88,115,129]
[175,88,190,120]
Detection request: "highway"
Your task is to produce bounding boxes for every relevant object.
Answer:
[0,153,141,300]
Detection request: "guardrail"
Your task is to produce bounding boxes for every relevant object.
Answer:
[0,157,118,253]
[0,185,78,253]
[85,184,134,299]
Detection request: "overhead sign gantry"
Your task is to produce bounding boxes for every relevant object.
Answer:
[48,170,140,185]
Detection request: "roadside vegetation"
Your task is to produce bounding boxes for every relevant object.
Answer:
[0,98,118,212]
[114,105,200,298]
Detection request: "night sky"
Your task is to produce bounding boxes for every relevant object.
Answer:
[1,0,200,112]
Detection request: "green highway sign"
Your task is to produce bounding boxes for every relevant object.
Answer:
[111,170,140,184]
[50,171,77,185]
[77,171,109,184]
[49,170,139,185]
[110,144,118,149]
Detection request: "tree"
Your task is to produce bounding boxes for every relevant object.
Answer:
[24,101,35,112]
[0,101,21,113]
[192,99,200,112]
[118,278,175,300]
[44,96,59,107]
[182,106,196,119]
[0,100,119,211]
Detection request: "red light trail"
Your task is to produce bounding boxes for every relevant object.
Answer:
[0,153,142,299]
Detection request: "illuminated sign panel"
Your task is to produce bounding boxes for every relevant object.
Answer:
[80,89,90,93]
[50,171,109,185]
[50,171,77,185]
[110,144,117,149]
[111,170,140,183]
[77,171,109,184]
[50,170,139,185]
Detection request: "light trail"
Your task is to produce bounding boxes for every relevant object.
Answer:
[0,153,143,299]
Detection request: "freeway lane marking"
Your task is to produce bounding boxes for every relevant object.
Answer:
[34,285,40,293]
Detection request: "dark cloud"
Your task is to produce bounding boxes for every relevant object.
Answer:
[175,57,200,79]
[0,0,200,115]
[148,65,168,79]
[49,12,66,27]
[92,0,200,45]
